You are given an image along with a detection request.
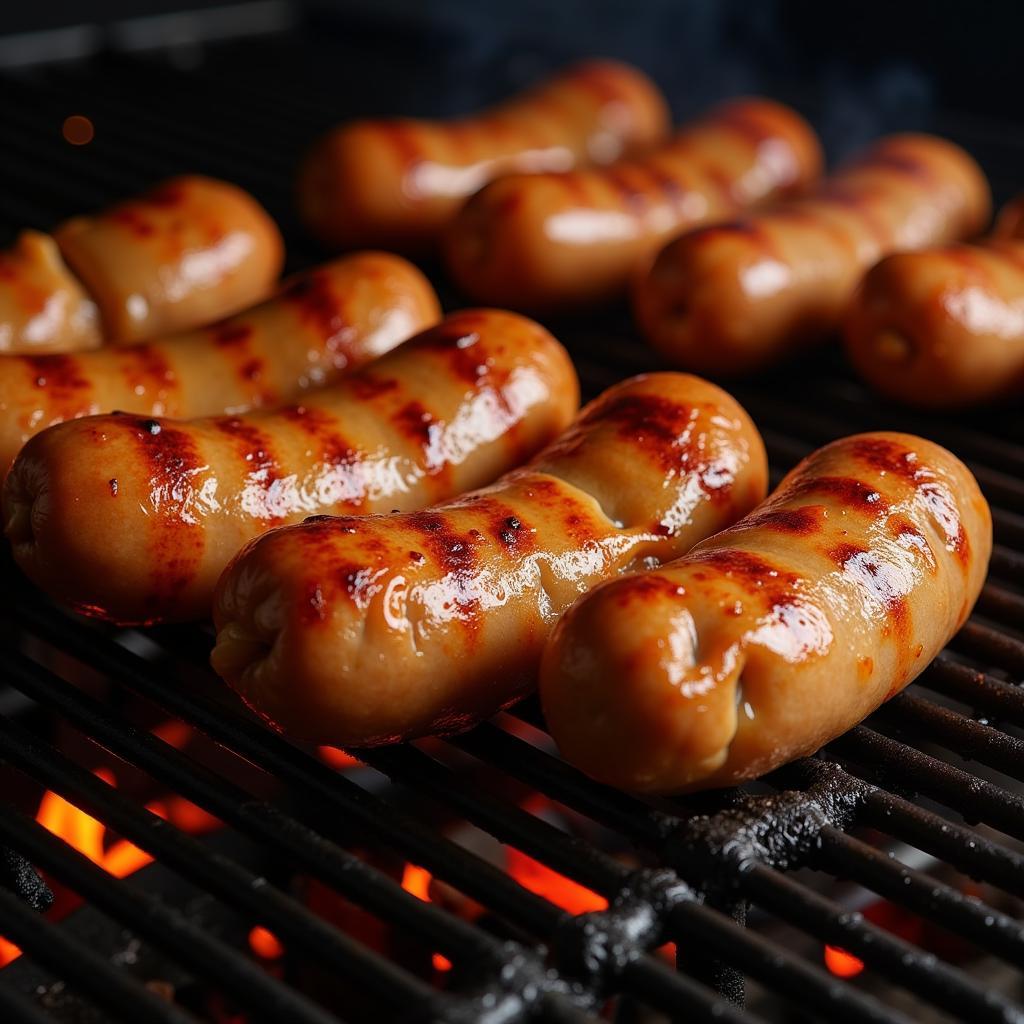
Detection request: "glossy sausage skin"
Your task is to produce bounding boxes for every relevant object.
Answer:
[634,134,991,374]
[0,253,439,472]
[210,373,768,746]
[5,310,577,624]
[541,432,991,794]
[844,195,1024,407]
[0,231,101,353]
[298,60,669,253]
[53,175,284,344]
[444,99,822,311]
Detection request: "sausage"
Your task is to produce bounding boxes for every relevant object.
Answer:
[0,253,439,472]
[633,134,991,374]
[844,194,1024,408]
[0,231,102,353]
[297,60,669,253]
[52,175,284,344]
[210,372,768,746]
[540,432,991,794]
[444,98,822,311]
[4,310,578,625]
[994,193,1024,240]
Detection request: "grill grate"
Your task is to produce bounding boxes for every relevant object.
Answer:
[0,26,1023,1024]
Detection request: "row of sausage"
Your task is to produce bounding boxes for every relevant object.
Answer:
[1,306,991,794]
[1,61,1022,408]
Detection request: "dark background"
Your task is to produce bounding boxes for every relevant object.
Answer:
[0,0,1019,258]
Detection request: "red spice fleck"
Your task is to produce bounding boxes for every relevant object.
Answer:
[213,322,253,346]
[108,478,118,497]
[241,359,263,382]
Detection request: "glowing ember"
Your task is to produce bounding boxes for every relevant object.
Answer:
[505,848,607,915]
[0,935,20,967]
[62,115,94,146]
[37,769,161,878]
[249,926,285,960]
[824,945,865,978]
[399,864,452,971]
[318,746,362,770]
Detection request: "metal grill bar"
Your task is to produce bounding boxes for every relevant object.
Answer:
[0,886,198,1024]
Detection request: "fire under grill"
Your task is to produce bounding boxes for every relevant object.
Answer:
[1,21,1024,1024]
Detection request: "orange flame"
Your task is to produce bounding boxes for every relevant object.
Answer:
[505,848,607,915]
[824,945,865,978]
[249,926,285,960]
[400,864,452,972]
[0,763,197,967]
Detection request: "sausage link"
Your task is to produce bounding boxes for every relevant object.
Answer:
[4,310,577,624]
[298,60,669,253]
[634,134,991,374]
[210,373,768,746]
[444,98,822,311]
[540,432,991,793]
[0,253,439,472]
[844,194,1024,407]
[52,175,284,344]
[0,231,102,353]
[994,193,1024,240]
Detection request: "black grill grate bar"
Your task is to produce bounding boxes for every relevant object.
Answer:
[363,742,910,1024]
[455,721,1024,1023]
[977,584,1024,628]
[953,622,1024,677]
[0,885,199,1024]
[830,727,1024,842]
[0,630,753,1024]
[0,713,454,1017]
[5,598,566,936]
[987,545,1024,583]
[0,795,344,1024]
[0,977,65,1024]
[922,655,1024,728]
[875,691,1024,780]
[741,864,1024,1024]
[857,787,1024,903]
[0,648,510,972]
[816,826,1024,965]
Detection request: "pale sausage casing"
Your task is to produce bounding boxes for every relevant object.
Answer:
[298,60,669,253]
[844,193,1024,407]
[54,175,284,344]
[634,134,991,373]
[0,231,101,354]
[4,310,574,624]
[444,98,822,311]
[0,253,439,472]
[540,432,991,793]
[211,373,768,746]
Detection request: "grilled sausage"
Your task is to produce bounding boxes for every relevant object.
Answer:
[298,60,669,253]
[210,373,768,746]
[994,193,1024,240]
[0,231,102,353]
[5,310,577,624]
[540,432,991,794]
[444,99,822,311]
[0,253,439,472]
[844,194,1024,407]
[634,134,991,374]
[52,175,284,344]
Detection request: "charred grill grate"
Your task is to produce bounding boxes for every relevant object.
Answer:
[0,24,1023,1024]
